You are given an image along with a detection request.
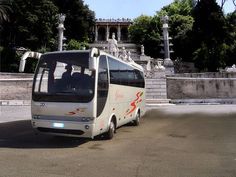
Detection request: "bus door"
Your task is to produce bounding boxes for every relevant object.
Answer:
[95,55,110,134]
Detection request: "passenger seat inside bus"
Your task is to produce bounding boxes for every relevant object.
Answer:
[72,72,93,91]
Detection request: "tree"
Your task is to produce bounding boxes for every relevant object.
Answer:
[0,0,12,23]
[161,0,194,16]
[53,0,95,42]
[169,14,194,61]
[129,15,161,58]
[224,12,236,66]
[0,0,59,72]
[66,39,88,50]
[1,0,59,50]
[153,0,194,61]
[192,0,228,71]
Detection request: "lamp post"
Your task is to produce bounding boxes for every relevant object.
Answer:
[57,14,66,51]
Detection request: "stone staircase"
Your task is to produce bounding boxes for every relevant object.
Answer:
[145,78,173,108]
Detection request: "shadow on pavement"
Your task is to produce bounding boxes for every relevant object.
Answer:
[0,120,89,149]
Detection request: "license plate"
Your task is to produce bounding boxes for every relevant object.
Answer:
[53,122,64,128]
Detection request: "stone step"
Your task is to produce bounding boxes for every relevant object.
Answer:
[146,99,170,104]
[146,85,166,89]
[146,95,167,99]
[146,91,167,96]
[146,90,166,94]
[145,77,167,100]
[145,82,166,86]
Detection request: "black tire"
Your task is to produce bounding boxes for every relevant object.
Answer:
[133,112,140,126]
[106,120,116,140]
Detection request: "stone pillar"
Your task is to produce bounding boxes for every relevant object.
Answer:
[162,16,170,59]
[95,25,98,42]
[161,15,173,68]
[118,24,121,42]
[57,14,66,51]
[106,24,109,41]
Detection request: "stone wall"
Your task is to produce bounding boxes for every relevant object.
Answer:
[167,72,236,99]
[168,72,236,78]
[0,79,33,100]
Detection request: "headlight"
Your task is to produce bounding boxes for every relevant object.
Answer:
[81,117,94,122]
[32,115,40,119]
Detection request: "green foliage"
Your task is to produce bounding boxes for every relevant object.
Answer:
[129,15,153,44]
[1,0,59,50]
[192,0,228,71]
[157,0,194,61]
[169,14,194,61]
[0,46,19,72]
[0,0,12,23]
[224,12,236,66]
[53,0,95,42]
[129,0,194,60]
[129,15,161,58]
[66,39,88,50]
[0,0,95,72]
[129,0,235,72]
[160,0,194,16]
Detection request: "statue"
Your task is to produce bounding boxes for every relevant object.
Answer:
[120,47,127,61]
[155,59,165,71]
[127,51,133,62]
[226,64,236,73]
[108,33,118,57]
[161,15,169,25]
[58,14,66,24]
[141,45,145,56]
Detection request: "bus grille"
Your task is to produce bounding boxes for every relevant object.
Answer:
[37,127,85,135]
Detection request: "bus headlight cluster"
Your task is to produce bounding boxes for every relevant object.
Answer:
[33,115,40,119]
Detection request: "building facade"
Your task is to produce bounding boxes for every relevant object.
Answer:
[94,18,132,42]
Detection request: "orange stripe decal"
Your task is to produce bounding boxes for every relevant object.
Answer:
[126,91,143,115]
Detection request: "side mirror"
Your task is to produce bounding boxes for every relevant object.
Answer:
[89,57,97,71]
[19,51,42,72]
[19,58,26,72]
[89,48,100,70]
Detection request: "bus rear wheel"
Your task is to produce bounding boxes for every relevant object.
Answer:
[106,120,116,140]
[133,112,140,126]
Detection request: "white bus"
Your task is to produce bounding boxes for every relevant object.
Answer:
[30,48,145,139]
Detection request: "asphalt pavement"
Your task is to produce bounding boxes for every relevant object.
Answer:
[0,105,236,177]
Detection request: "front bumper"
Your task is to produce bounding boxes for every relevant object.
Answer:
[31,119,95,138]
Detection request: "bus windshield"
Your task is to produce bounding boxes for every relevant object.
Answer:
[32,52,95,103]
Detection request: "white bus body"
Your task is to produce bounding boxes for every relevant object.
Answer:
[31,49,145,139]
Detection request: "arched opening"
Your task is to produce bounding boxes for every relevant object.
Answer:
[109,27,118,39]
[98,27,106,41]
[121,27,128,41]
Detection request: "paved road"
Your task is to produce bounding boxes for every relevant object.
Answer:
[0,105,236,177]
[0,106,30,123]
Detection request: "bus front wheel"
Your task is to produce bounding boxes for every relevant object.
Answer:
[106,120,116,140]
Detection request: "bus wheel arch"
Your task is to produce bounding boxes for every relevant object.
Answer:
[133,108,141,126]
[106,115,117,139]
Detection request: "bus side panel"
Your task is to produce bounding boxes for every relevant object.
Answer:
[109,84,145,127]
